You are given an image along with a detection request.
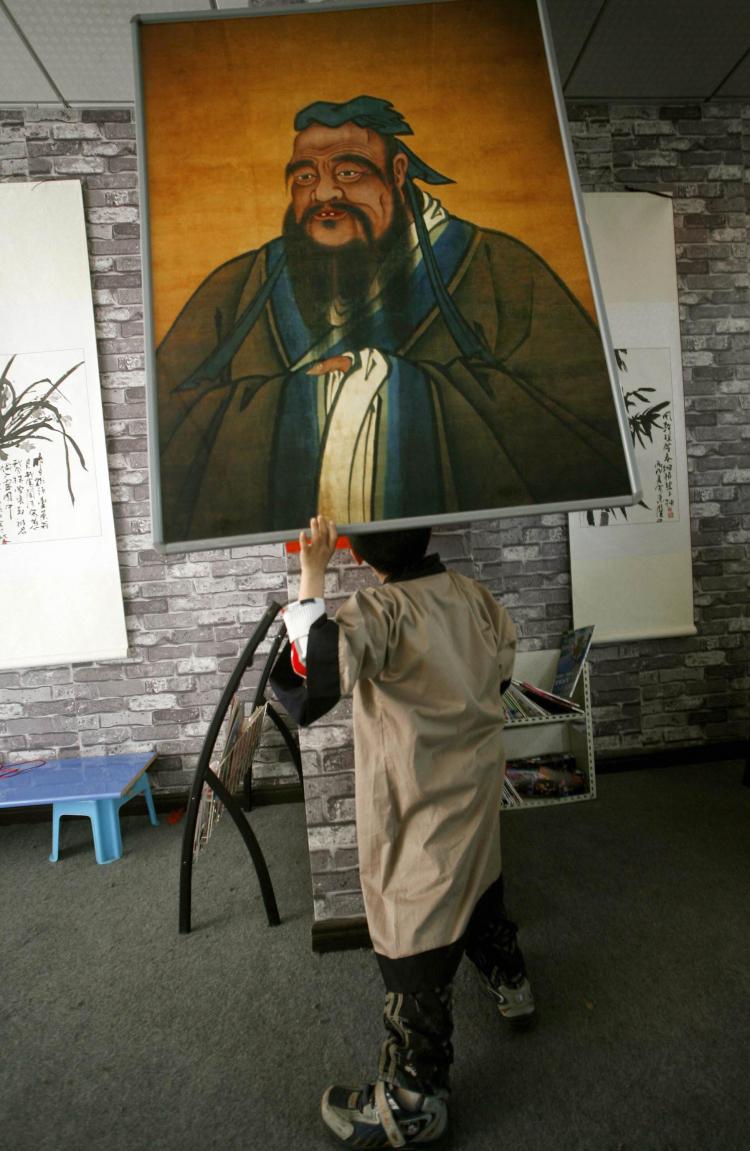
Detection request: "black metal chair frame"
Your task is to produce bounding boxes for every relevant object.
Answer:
[244,619,303,811]
[178,601,302,934]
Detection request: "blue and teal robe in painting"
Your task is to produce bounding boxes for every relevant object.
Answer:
[156,195,631,543]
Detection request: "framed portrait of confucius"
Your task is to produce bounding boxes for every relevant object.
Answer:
[134,0,638,551]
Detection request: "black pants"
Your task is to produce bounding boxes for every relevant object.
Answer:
[374,875,527,1096]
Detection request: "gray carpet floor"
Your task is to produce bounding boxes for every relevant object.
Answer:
[1,761,748,1151]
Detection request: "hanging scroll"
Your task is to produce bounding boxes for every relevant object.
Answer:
[0,181,127,670]
[569,193,695,643]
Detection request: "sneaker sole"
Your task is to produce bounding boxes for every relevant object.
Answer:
[321,1085,448,1148]
[485,978,537,1028]
[321,1087,358,1145]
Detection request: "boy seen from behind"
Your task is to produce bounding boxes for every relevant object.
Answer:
[271,515,534,1148]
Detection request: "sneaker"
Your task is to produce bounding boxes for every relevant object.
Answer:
[486,974,536,1027]
[321,1078,448,1147]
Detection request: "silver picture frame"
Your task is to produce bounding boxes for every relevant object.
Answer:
[133,0,640,553]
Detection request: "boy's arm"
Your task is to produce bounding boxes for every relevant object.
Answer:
[298,514,338,600]
[269,517,342,725]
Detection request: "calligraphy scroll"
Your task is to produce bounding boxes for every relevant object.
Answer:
[569,193,695,643]
[0,181,127,670]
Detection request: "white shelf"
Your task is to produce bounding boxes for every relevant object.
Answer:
[503,649,595,810]
[504,712,583,727]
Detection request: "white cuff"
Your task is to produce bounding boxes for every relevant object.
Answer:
[283,599,326,644]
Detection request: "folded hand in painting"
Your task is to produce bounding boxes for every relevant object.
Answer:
[306,356,353,378]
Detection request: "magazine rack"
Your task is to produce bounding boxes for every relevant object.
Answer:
[243,620,303,811]
[179,601,302,934]
[503,649,595,809]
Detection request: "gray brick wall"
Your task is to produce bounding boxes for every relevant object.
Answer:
[567,102,749,751]
[0,107,291,791]
[1,101,748,924]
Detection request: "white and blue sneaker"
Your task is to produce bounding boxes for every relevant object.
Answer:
[321,1079,448,1148]
[486,972,536,1027]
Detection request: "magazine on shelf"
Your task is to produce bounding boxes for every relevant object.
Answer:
[502,679,583,721]
[501,690,526,722]
[502,775,524,807]
[517,680,584,714]
[502,682,547,720]
[506,753,586,799]
[193,699,267,858]
[552,625,595,700]
[513,684,548,717]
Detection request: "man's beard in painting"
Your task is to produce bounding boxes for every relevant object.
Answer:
[283,190,414,348]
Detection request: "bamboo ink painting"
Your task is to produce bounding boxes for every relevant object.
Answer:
[577,347,678,529]
[0,350,100,545]
[134,0,637,549]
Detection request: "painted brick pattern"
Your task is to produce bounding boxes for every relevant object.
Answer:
[567,102,750,751]
[2,101,749,926]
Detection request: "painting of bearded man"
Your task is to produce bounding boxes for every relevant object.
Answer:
[154,93,632,545]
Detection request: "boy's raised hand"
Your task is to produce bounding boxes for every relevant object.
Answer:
[298,515,339,600]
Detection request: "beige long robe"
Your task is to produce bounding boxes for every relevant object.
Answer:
[336,570,516,959]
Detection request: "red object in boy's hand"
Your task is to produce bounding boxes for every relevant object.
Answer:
[286,536,350,554]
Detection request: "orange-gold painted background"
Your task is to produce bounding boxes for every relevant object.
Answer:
[140,0,595,345]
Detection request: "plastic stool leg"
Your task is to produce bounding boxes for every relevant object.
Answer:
[50,806,61,862]
[142,777,159,827]
[119,773,159,827]
[91,799,123,864]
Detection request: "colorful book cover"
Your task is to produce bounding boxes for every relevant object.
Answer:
[519,681,583,714]
[506,753,586,798]
[552,625,595,699]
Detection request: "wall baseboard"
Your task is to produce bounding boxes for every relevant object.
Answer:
[311,916,371,953]
[596,739,747,774]
[0,777,304,824]
[247,780,305,807]
[122,777,304,814]
[2,741,744,829]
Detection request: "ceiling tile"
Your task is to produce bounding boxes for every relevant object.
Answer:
[543,0,605,87]
[714,48,750,98]
[1,0,749,106]
[566,0,750,99]
[6,0,212,104]
[0,2,58,102]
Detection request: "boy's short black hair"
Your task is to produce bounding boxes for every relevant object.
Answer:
[348,526,432,575]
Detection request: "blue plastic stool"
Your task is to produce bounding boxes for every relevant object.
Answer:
[49,773,159,865]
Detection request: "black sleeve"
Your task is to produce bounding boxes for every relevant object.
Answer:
[268,616,341,726]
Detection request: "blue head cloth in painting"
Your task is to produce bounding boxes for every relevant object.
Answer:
[294,95,455,186]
